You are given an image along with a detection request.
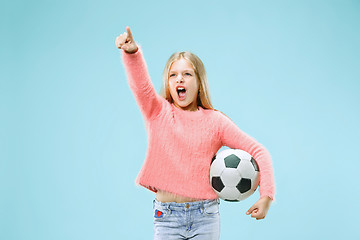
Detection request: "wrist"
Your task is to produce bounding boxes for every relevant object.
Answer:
[124,45,138,54]
[261,196,273,202]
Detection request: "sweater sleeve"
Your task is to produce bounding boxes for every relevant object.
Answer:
[121,47,164,120]
[218,112,276,200]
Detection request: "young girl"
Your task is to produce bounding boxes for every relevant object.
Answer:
[115,26,275,240]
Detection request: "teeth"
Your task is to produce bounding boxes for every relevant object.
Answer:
[177,87,185,91]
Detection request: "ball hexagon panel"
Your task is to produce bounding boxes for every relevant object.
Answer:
[218,186,240,201]
[233,149,252,160]
[210,157,226,177]
[237,160,256,179]
[215,149,232,160]
[221,168,241,187]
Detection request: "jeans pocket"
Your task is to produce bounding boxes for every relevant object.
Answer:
[203,203,219,216]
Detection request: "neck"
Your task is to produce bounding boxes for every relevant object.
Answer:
[174,102,199,111]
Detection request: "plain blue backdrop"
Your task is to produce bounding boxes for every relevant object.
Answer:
[1,0,359,239]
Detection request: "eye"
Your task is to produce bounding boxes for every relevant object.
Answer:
[169,73,176,77]
[185,73,192,76]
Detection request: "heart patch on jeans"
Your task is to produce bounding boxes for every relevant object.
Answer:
[154,210,163,218]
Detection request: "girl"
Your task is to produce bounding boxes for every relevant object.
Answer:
[115,26,275,240]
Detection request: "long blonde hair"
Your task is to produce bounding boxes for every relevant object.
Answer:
[160,51,214,110]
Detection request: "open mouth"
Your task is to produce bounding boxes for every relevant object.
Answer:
[176,87,186,100]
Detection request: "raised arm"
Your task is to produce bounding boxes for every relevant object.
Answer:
[115,27,164,120]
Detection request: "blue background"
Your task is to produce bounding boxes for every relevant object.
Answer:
[1,0,359,239]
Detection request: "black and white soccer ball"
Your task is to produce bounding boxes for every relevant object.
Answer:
[210,149,260,201]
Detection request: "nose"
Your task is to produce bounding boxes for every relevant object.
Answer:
[176,75,184,83]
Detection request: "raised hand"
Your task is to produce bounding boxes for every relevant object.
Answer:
[115,26,138,54]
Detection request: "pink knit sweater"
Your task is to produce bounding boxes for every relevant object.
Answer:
[121,48,275,200]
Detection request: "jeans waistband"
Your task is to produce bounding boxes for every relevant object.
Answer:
[153,198,220,211]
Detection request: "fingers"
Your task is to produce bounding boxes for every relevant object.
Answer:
[115,33,127,49]
[115,31,130,49]
[126,26,135,42]
[115,26,138,53]
[251,209,264,220]
[246,197,271,220]
[246,205,256,215]
[115,27,135,49]
[246,206,265,220]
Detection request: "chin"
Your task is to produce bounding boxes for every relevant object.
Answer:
[177,103,190,108]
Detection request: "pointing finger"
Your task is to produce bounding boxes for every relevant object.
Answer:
[126,26,135,42]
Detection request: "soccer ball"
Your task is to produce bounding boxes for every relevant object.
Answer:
[210,149,260,201]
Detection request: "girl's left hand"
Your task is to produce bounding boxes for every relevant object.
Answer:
[246,196,272,220]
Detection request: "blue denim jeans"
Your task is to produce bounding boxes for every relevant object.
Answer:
[153,198,220,240]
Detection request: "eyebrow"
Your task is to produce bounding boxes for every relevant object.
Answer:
[169,69,194,73]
